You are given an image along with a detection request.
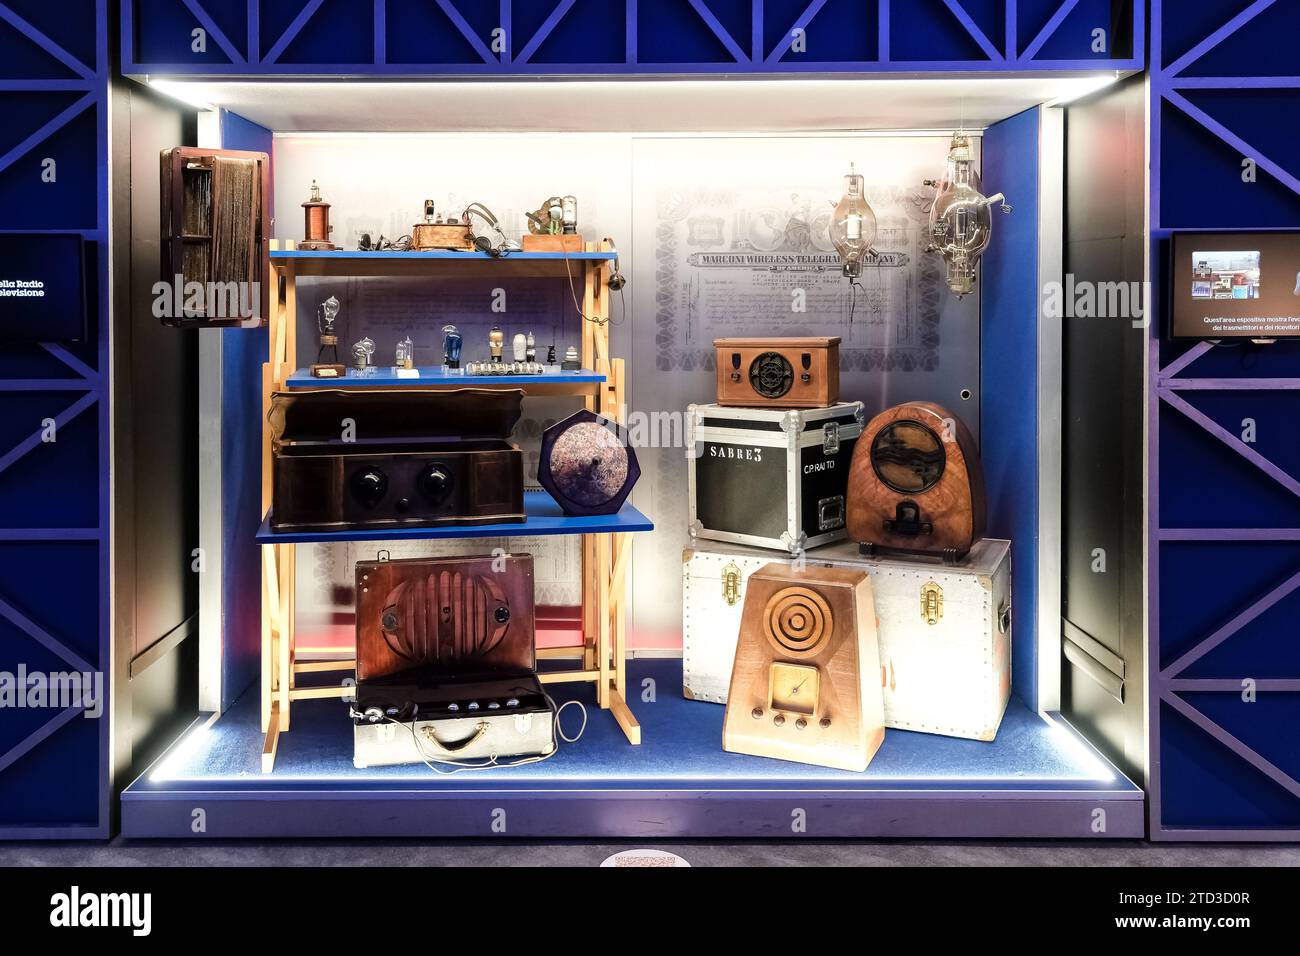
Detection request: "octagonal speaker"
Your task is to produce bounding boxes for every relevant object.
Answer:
[537,409,640,516]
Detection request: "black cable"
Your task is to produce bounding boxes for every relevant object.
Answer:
[847,278,862,327]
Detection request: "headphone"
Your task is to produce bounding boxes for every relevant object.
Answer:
[605,239,626,291]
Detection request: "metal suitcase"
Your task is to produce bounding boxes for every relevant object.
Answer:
[352,672,556,769]
[683,538,1012,740]
[687,402,864,554]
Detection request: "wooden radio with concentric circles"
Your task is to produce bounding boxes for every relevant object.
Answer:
[723,563,885,772]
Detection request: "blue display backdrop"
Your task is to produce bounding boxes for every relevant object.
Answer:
[121,0,1141,75]
[1150,0,1300,841]
[0,0,110,838]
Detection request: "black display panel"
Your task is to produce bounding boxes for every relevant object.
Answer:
[0,233,86,343]
[1170,231,1300,339]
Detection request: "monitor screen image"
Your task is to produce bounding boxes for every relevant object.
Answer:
[1171,232,1300,338]
[0,233,87,344]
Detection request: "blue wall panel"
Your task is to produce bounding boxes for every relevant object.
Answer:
[0,0,109,838]
[120,0,1142,74]
[1151,0,1300,840]
[216,109,271,714]
[980,107,1042,711]
[0,1,1147,839]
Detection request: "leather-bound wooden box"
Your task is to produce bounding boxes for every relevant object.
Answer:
[354,554,536,682]
[268,388,525,533]
[714,337,840,408]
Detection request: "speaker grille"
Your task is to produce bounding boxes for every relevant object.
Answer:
[764,586,832,657]
[749,351,794,399]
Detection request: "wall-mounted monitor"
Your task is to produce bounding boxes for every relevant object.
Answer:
[1171,231,1300,339]
[0,233,87,343]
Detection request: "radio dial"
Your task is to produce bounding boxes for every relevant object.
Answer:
[351,467,388,507]
[419,463,455,505]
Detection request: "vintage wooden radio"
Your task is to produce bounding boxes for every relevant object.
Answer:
[714,337,840,408]
[160,146,270,327]
[355,554,536,681]
[687,402,863,554]
[351,554,555,768]
[846,401,986,562]
[722,563,885,771]
[411,200,475,251]
[685,539,1011,741]
[268,388,525,533]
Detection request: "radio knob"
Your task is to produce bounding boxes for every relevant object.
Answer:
[795,717,808,730]
[419,463,454,505]
[773,714,786,727]
[751,707,763,719]
[350,467,388,507]
[820,716,832,728]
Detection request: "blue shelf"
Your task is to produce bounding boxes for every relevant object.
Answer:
[256,490,653,544]
[285,367,605,388]
[271,249,616,260]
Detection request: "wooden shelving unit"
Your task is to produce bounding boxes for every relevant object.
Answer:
[257,239,647,772]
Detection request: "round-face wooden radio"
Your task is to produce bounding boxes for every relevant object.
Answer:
[846,401,986,562]
[537,409,641,516]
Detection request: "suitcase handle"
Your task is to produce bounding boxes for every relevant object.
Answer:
[420,721,490,753]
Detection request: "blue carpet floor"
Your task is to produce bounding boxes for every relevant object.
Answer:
[140,659,1129,794]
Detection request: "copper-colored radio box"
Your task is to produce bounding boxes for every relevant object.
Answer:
[846,401,986,562]
[410,222,475,252]
[354,554,536,682]
[714,337,840,408]
[722,563,885,772]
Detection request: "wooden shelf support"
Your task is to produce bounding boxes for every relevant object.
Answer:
[256,238,643,769]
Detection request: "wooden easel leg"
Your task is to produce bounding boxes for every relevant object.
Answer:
[260,551,272,735]
[581,534,596,670]
[261,702,281,774]
[277,542,292,732]
[607,689,641,745]
[596,533,611,709]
